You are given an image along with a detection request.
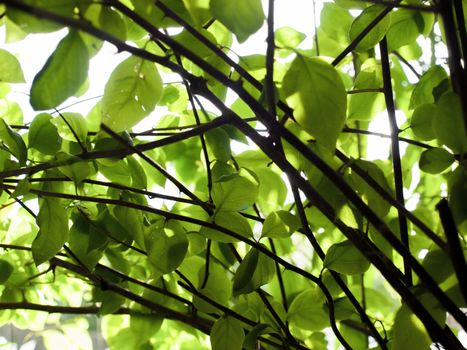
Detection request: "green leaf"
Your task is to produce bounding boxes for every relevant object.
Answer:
[386,9,420,50]
[0,118,27,166]
[30,30,89,110]
[99,7,126,42]
[349,5,391,51]
[205,128,231,162]
[448,164,467,227]
[0,49,25,83]
[130,314,163,345]
[113,201,145,248]
[261,210,300,239]
[422,248,454,284]
[324,240,370,275]
[233,246,275,295]
[243,324,271,350]
[210,316,245,350]
[28,113,62,154]
[102,56,163,132]
[183,0,211,26]
[146,221,188,275]
[53,112,88,144]
[201,210,253,243]
[193,261,232,313]
[392,304,431,350]
[348,159,392,217]
[410,66,447,109]
[275,27,306,48]
[57,153,95,185]
[410,103,436,141]
[287,287,328,331]
[282,55,347,150]
[0,259,14,284]
[32,198,69,266]
[212,174,259,211]
[210,0,264,43]
[433,92,467,154]
[348,60,385,121]
[419,148,455,174]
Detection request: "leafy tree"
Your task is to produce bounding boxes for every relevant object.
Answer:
[0,0,466,349]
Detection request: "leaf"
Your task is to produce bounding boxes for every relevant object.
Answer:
[129,314,163,345]
[419,148,455,174]
[0,259,14,284]
[0,48,25,83]
[243,324,271,350]
[210,316,245,350]
[392,304,431,350]
[422,249,454,284]
[210,0,264,43]
[448,164,467,227]
[32,198,69,266]
[232,246,275,295]
[275,27,306,48]
[348,60,385,121]
[53,112,88,144]
[99,7,126,42]
[433,92,467,154]
[410,103,436,141]
[348,159,392,217]
[212,174,259,211]
[287,287,329,331]
[205,127,232,162]
[261,210,301,239]
[409,66,447,109]
[0,118,27,166]
[324,240,370,275]
[282,55,347,150]
[193,262,232,313]
[28,113,62,154]
[102,56,163,132]
[30,30,89,110]
[201,210,253,243]
[349,5,391,51]
[183,0,211,26]
[146,221,188,275]
[386,9,420,50]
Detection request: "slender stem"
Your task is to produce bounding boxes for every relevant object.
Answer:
[291,185,388,349]
[342,127,433,149]
[0,302,139,315]
[200,239,211,289]
[51,257,213,334]
[55,109,87,154]
[438,0,467,131]
[100,124,212,214]
[436,199,467,305]
[332,4,398,66]
[380,37,411,286]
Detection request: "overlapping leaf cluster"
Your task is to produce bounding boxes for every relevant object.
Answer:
[0,0,466,349]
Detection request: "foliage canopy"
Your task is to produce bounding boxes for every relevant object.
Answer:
[0,0,466,349]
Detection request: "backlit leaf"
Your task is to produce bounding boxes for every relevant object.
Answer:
[282,55,347,150]
[0,49,25,83]
[419,148,454,174]
[102,56,162,132]
[30,30,89,110]
[211,316,244,350]
[32,198,69,265]
[349,5,391,51]
[210,0,264,43]
[324,240,370,275]
[28,113,62,154]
